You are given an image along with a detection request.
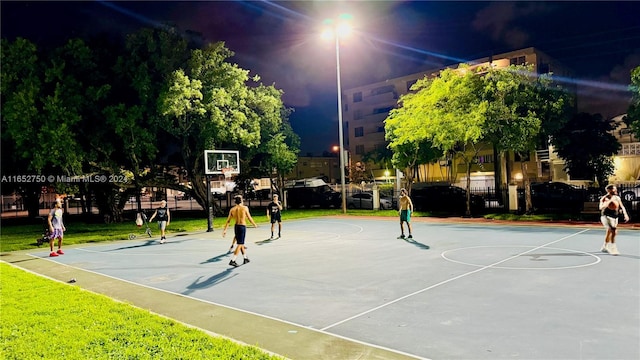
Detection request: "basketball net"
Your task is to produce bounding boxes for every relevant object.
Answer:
[221,167,234,179]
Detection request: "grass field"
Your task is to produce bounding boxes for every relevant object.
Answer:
[0,263,283,360]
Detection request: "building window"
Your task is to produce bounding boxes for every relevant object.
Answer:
[510,56,526,66]
[620,143,640,156]
[353,92,362,102]
[370,85,395,95]
[354,110,363,120]
[373,106,394,114]
[477,154,494,163]
[355,144,365,155]
[354,127,364,137]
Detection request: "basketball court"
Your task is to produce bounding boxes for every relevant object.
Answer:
[5,217,640,359]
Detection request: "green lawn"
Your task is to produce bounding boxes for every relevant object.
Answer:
[0,263,282,360]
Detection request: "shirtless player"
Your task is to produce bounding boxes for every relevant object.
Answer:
[223,195,258,267]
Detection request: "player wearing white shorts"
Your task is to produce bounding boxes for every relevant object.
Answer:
[598,184,629,255]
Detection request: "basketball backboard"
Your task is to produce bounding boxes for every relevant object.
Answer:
[204,150,240,175]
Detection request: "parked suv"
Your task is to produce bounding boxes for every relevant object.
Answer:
[285,178,341,209]
[411,183,485,214]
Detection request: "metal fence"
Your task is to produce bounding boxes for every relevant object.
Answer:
[2,183,639,221]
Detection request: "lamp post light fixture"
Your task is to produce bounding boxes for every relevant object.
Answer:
[323,14,352,214]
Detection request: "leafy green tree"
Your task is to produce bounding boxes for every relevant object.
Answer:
[1,38,108,217]
[95,27,192,218]
[385,66,488,215]
[482,65,572,212]
[626,66,640,139]
[386,140,442,192]
[158,42,286,213]
[552,112,620,186]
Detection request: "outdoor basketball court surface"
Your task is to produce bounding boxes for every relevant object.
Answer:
[5,217,640,359]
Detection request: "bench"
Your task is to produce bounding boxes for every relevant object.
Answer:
[580,202,600,219]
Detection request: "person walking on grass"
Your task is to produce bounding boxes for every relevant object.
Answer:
[223,195,257,267]
[267,194,283,239]
[599,184,629,255]
[149,200,170,244]
[398,188,414,239]
[48,199,66,257]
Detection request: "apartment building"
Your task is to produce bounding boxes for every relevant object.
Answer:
[341,47,576,186]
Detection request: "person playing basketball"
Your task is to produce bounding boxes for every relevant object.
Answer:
[266,194,283,239]
[398,188,414,239]
[598,184,629,255]
[223,195,257,267]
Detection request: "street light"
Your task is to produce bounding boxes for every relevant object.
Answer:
[323,14,352,214]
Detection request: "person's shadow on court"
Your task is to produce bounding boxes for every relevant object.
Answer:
[183,269,237,295]
[402,237,430,250]
[255,237,279,246]
[200,252,232,264]
[106,240,156,252]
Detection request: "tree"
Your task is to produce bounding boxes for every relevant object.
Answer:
[386,140,442,192]
[385,66,488,215]
[94,27,192,219]
[482,65,572,212]
[626,66,640,139]
[158,42,286,213]
[1,38,108,217]
[552,112,620,186]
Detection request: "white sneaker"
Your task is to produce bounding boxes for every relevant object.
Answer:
[600,244,609,253]
[609,243,619,256]
[160,238,166,244]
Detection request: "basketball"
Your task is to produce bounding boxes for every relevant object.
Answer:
[607,201,619,211]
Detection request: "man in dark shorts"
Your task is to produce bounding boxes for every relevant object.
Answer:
[266,194,283,239]
[223,195,258,267]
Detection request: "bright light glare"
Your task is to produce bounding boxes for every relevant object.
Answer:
[336,23,351,37]
[321,28,334,40]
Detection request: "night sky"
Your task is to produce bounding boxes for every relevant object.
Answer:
[2,1,639,155]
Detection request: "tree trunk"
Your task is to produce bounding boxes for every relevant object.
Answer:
[521,160,532,213]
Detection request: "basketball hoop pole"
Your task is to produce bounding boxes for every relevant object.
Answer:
[206,175,214,232]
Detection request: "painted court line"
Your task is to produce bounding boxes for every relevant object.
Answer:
[23,253,427,360]
[320,228,591,331]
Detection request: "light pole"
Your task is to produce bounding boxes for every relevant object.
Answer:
[324,15,351,214]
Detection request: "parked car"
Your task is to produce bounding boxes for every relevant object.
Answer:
[526,182,587,212]
[620,184,640,202]
[411,184,485,214]
[346,192,392,209]
[286,178,341,209]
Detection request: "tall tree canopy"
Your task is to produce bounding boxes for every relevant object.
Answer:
[626,65,640,139]
[482,65,572,211]
[385,66,488,214]
[1,26,298,220]
[552,112,620,185]
[158,42,289,210]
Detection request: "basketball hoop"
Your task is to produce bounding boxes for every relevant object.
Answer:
[221,167,234,179]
